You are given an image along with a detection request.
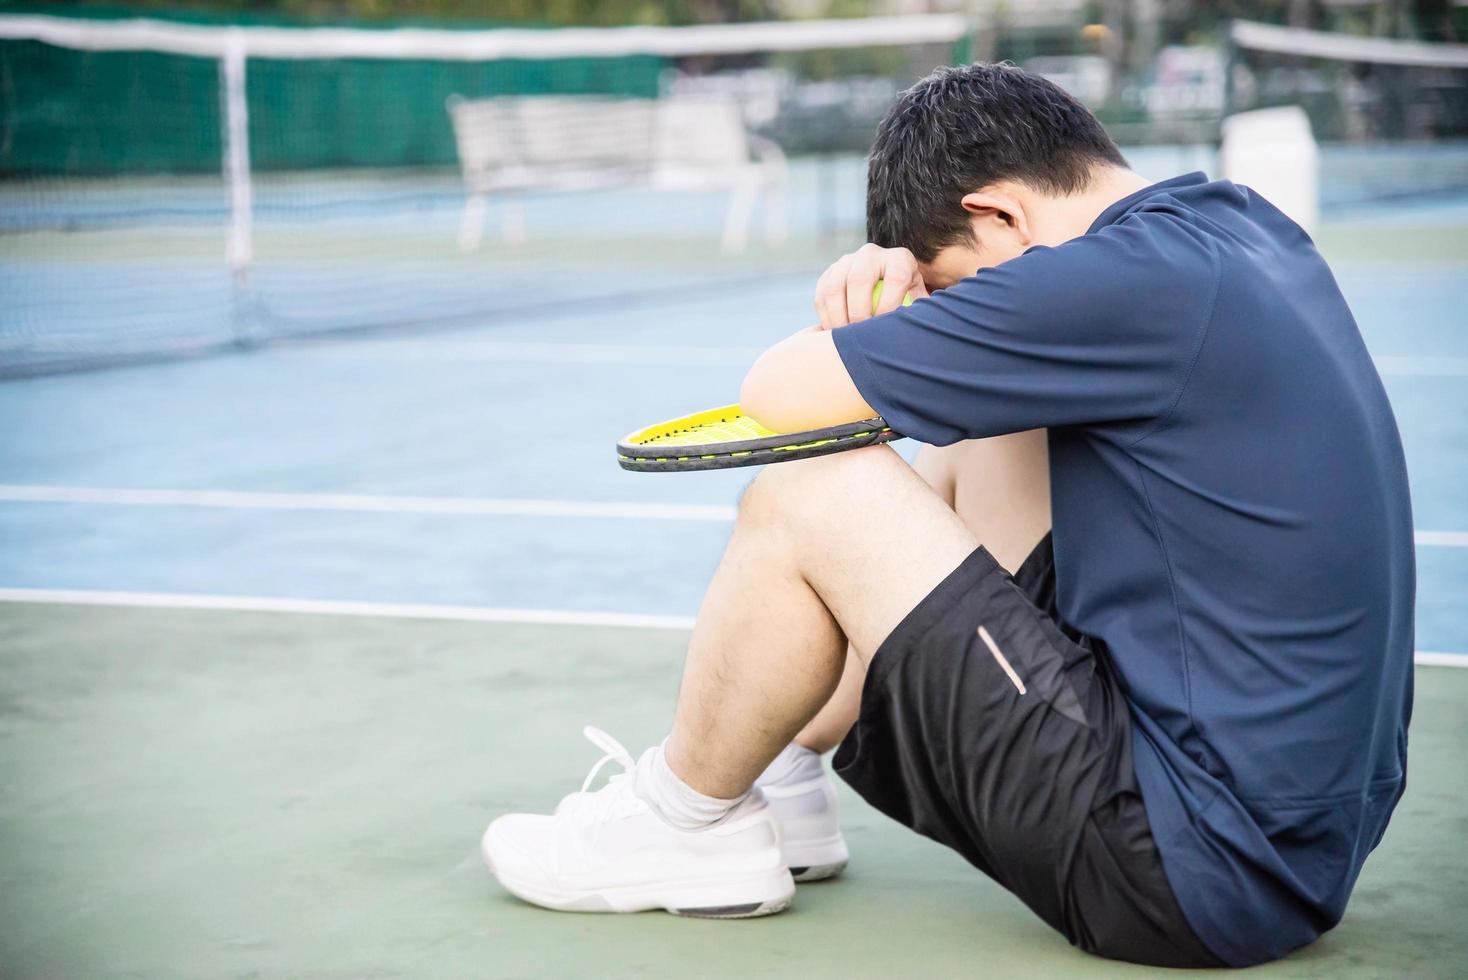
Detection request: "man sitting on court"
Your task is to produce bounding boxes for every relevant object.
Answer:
[482,63,1414,967]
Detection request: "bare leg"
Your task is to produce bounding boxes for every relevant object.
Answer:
[945,427,1052,574]
[792,650,865,754]
[666,505,849,795]
[665,445,979,797]
[790,430,1052,754]
[482,439,1052,921]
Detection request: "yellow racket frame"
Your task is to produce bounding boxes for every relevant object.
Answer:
[618,404,900,472]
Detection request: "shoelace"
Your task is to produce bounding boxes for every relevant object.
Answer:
[556,726,645,822]
[579,725,636,793]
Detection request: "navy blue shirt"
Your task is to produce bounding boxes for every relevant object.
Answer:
[832,173,1414,965]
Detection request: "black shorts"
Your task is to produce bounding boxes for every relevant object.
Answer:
[833,536,1221,968]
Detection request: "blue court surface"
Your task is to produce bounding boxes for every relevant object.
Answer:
[1,202,1464,647]
[0,181,1465,977]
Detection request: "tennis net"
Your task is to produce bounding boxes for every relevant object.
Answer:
[6,14,1466,377]
[1227,20,1468,209]
[0,13,969,376]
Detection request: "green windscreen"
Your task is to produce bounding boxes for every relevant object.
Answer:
[1,40,664,176]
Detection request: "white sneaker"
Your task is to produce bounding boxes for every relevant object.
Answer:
[761,768,850,882]
[481,727,795,918]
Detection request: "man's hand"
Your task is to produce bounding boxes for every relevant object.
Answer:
[813,243,930,330]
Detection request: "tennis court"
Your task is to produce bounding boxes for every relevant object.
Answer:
[4,7,1468,973]
[1,177,1466,977]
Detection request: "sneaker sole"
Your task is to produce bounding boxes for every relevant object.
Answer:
[492,868,795,919]
[671,893,794,919]
[790,860,847,883]
[783,831,849,883]
[486,841,795,919]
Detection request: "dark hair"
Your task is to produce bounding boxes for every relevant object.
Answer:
[866,62,1127,261]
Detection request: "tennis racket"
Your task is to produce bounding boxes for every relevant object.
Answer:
[618,404,902,472]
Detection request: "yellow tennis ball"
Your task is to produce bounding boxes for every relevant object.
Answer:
[871,280,915,314]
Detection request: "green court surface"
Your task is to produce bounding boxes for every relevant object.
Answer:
[2,603,1464,979]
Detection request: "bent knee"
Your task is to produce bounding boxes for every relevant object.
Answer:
[738,444,913,525]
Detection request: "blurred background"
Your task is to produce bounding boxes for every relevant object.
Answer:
[1,4,1465,976]
[2,0,1466,373]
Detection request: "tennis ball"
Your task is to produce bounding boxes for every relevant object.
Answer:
[871,280,916,315]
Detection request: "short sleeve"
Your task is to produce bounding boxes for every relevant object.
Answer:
[830,213,1219,446]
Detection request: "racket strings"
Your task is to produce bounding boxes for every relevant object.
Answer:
[632,413,776,447]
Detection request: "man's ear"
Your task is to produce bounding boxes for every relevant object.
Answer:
[960,185,1033,247]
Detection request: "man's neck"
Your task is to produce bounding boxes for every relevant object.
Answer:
[1058,166,1153,241]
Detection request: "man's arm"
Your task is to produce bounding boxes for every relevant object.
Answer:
[741,243,928,432]
[739,327,878,433]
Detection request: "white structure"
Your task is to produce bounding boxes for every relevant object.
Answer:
[1221,106,1320,235]
[447,94,788,253]
[1222,20,1468,232]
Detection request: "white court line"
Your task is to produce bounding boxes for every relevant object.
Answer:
[0,588,695,631]
[1415,530,1468,547]
[295,344,1468,375]
[0,588,1461,666]
[0,485,738,522]
[1415,652,1468,668]
[293,339,764,366]
[1373,356,1468,377]
[0,485,1463,546]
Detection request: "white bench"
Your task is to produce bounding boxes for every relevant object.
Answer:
[446,94,788,253]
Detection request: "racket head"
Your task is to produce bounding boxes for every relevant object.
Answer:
[617,404,901,472]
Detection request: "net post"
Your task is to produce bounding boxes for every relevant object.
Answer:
[1219,18,1237,161]
[220,31,253,290]
[1221,19,1238,123]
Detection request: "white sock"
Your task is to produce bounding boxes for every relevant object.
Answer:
[634,741,745,831]
[756,742,823,788]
